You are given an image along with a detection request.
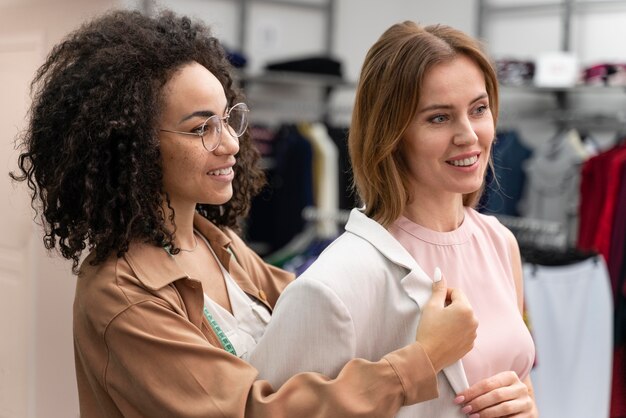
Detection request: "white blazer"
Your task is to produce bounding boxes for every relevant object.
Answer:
[250,209,469,417]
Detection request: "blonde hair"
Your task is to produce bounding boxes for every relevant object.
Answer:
[349,21,499,226]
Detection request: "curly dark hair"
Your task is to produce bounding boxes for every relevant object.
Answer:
[11,9,265,273]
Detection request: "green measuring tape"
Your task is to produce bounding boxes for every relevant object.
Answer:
[203,305,237,356]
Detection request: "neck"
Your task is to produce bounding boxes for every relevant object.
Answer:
[162,199,197,249]
[403,193,465,232]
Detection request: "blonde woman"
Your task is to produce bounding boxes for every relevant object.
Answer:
[250,21,537,418]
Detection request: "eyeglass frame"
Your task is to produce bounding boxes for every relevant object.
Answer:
[159,102,250,152]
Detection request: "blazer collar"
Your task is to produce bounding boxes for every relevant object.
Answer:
[344,208,421,271]
[344,208,469,392]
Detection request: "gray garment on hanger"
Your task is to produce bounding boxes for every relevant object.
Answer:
[518,129,588,246]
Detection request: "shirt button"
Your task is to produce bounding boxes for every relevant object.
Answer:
[258,289,267,301]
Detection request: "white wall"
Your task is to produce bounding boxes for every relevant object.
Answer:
[0,31,44,418]
[0,2,122,417]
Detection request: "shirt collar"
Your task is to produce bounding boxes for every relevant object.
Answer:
[124,213,233,291]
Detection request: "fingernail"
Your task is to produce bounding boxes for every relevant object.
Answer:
[469,414,479,418]
[453,395,464,404]
[433,266,442,282]
[461,405,472,414]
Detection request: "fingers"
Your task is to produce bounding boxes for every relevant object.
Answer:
[417,275,477,372]
[447,286,471,306]
[456,372,533,417]
[458,371,518,402]
[463,397,534,418]
[428,268,470,309]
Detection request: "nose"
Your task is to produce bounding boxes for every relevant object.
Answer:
[213,126,240,155]
[452,116,478,146]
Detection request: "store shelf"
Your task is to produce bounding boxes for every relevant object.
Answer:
[236,70,355,89]
[248,0,329,11]
[500,84,626,93]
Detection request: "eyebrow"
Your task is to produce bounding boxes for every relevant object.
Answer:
[178,104,229,124]
[179,110,216,124]
[417,93,489,114]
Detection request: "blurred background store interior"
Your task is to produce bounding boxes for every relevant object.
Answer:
[1,0,625,417]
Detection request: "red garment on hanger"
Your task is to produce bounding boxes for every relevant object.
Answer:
[578,144,626,263]
[577,143,626,418]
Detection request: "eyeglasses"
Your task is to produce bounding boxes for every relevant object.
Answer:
[160,102,249,152]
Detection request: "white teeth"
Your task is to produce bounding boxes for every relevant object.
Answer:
[208,167,232,176]
[449,156,478,167]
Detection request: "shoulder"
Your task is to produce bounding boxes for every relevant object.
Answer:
[305,232,398,277]
[75,253,135,344]
[75,246,182,336]
[467,208,516,245]
[468,208,506,231]
[293,232,406,308]
[466,208,521,271]
[475,210,519,250]
[76,252,131,316]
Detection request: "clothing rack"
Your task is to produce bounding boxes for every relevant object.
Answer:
[246,121,352,258]
[496,214,568,250]
[262,207,348,269]
[501,104,626,121]
[301,206,350,224]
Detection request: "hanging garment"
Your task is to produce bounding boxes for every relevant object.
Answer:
[614,227,626,418]
[519,129,589,246]
[247,124,314,256]
[577,143,626,418]
[523,256,613,418]
[326,125,358,210]
[298,122,339,239]
[578,143,626,261]
[609,163,626,297]
[480,130,533,216]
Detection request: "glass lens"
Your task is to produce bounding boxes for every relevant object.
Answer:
[201,115,221,151]
[226,103,249,137]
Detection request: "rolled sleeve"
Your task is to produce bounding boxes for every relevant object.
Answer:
[383,342,439,405]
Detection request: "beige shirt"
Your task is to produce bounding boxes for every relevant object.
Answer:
[73,213,438,417]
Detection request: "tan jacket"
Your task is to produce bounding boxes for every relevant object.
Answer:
[73,213,438,417]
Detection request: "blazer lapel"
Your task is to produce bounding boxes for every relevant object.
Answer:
[345,208,469,393]
[399,269,469,393]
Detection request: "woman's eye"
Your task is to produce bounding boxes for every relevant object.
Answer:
[191,125,208,135]
[474,104,489,115]
[430,115,448,124]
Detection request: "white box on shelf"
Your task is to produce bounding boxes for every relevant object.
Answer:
[534,52,579,88]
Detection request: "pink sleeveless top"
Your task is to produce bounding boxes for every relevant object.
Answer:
[389,207,535,385]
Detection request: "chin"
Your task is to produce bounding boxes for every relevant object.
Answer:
[200,193,233,206]
[456,183,483,195]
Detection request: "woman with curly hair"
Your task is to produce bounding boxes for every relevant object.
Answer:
[12,9,478,417]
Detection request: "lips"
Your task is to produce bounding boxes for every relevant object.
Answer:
[446,155,478,167]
